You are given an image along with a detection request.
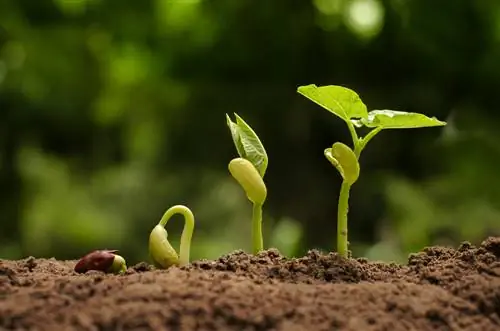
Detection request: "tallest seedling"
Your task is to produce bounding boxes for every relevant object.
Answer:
[297,84,447,258]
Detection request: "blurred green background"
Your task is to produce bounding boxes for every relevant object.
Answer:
[1,0,499,264]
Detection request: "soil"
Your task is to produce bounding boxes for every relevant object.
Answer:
[1,237,499,331]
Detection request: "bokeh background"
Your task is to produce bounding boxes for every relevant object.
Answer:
[1,0,499,264]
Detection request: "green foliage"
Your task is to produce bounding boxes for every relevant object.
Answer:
[360,110,447,129]
[298,84,446,134]
[298,84,446,258]
[226,113,268,177]
[297,84,368,121]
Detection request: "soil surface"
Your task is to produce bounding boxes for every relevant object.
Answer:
[1,237,499,331]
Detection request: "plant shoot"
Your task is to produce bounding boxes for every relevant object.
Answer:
[226,113,268,254]
[149,205,195,269]
[297,84,447,258]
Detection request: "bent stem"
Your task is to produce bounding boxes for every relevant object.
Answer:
[252,202,264,254]
[337,181,351,258]
[158,205,195,266]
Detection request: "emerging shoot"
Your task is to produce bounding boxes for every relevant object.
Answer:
[74,249,127,274]
[297,84,447,258]
[149,205,195,269]
[226,113,268,254]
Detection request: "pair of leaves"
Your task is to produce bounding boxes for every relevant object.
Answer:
[226,113,268,177]
[297,84,447,129]
[324,142,359,185]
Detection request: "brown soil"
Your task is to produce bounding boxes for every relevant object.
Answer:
[1,237,500,331]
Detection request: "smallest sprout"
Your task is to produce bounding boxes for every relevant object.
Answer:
[74,249,127,274]
[149,205,195,269]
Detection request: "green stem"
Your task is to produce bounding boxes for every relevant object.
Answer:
[252,202,263,254]
[356,126,383,157]
[337,181,351,258]
[159,205,195,266]
[346,120,359,150]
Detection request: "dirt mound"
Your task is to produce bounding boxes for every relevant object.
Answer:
[1,237,499,330]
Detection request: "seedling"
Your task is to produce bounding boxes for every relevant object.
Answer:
[74,249,127,274]
[226,113,268,254]
[149,205,195,269]
[297,84,446,258]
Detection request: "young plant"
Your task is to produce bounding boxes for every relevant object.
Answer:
[149,205,195,269]
[74,249,127,274]
[226,113,268,254]
[297,84,447,258]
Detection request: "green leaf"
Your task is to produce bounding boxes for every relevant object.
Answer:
[226,113,268,177]
[324,142,360,185]
[361,110,447,129]
[297,84,368,121]
[226,114,246,157]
